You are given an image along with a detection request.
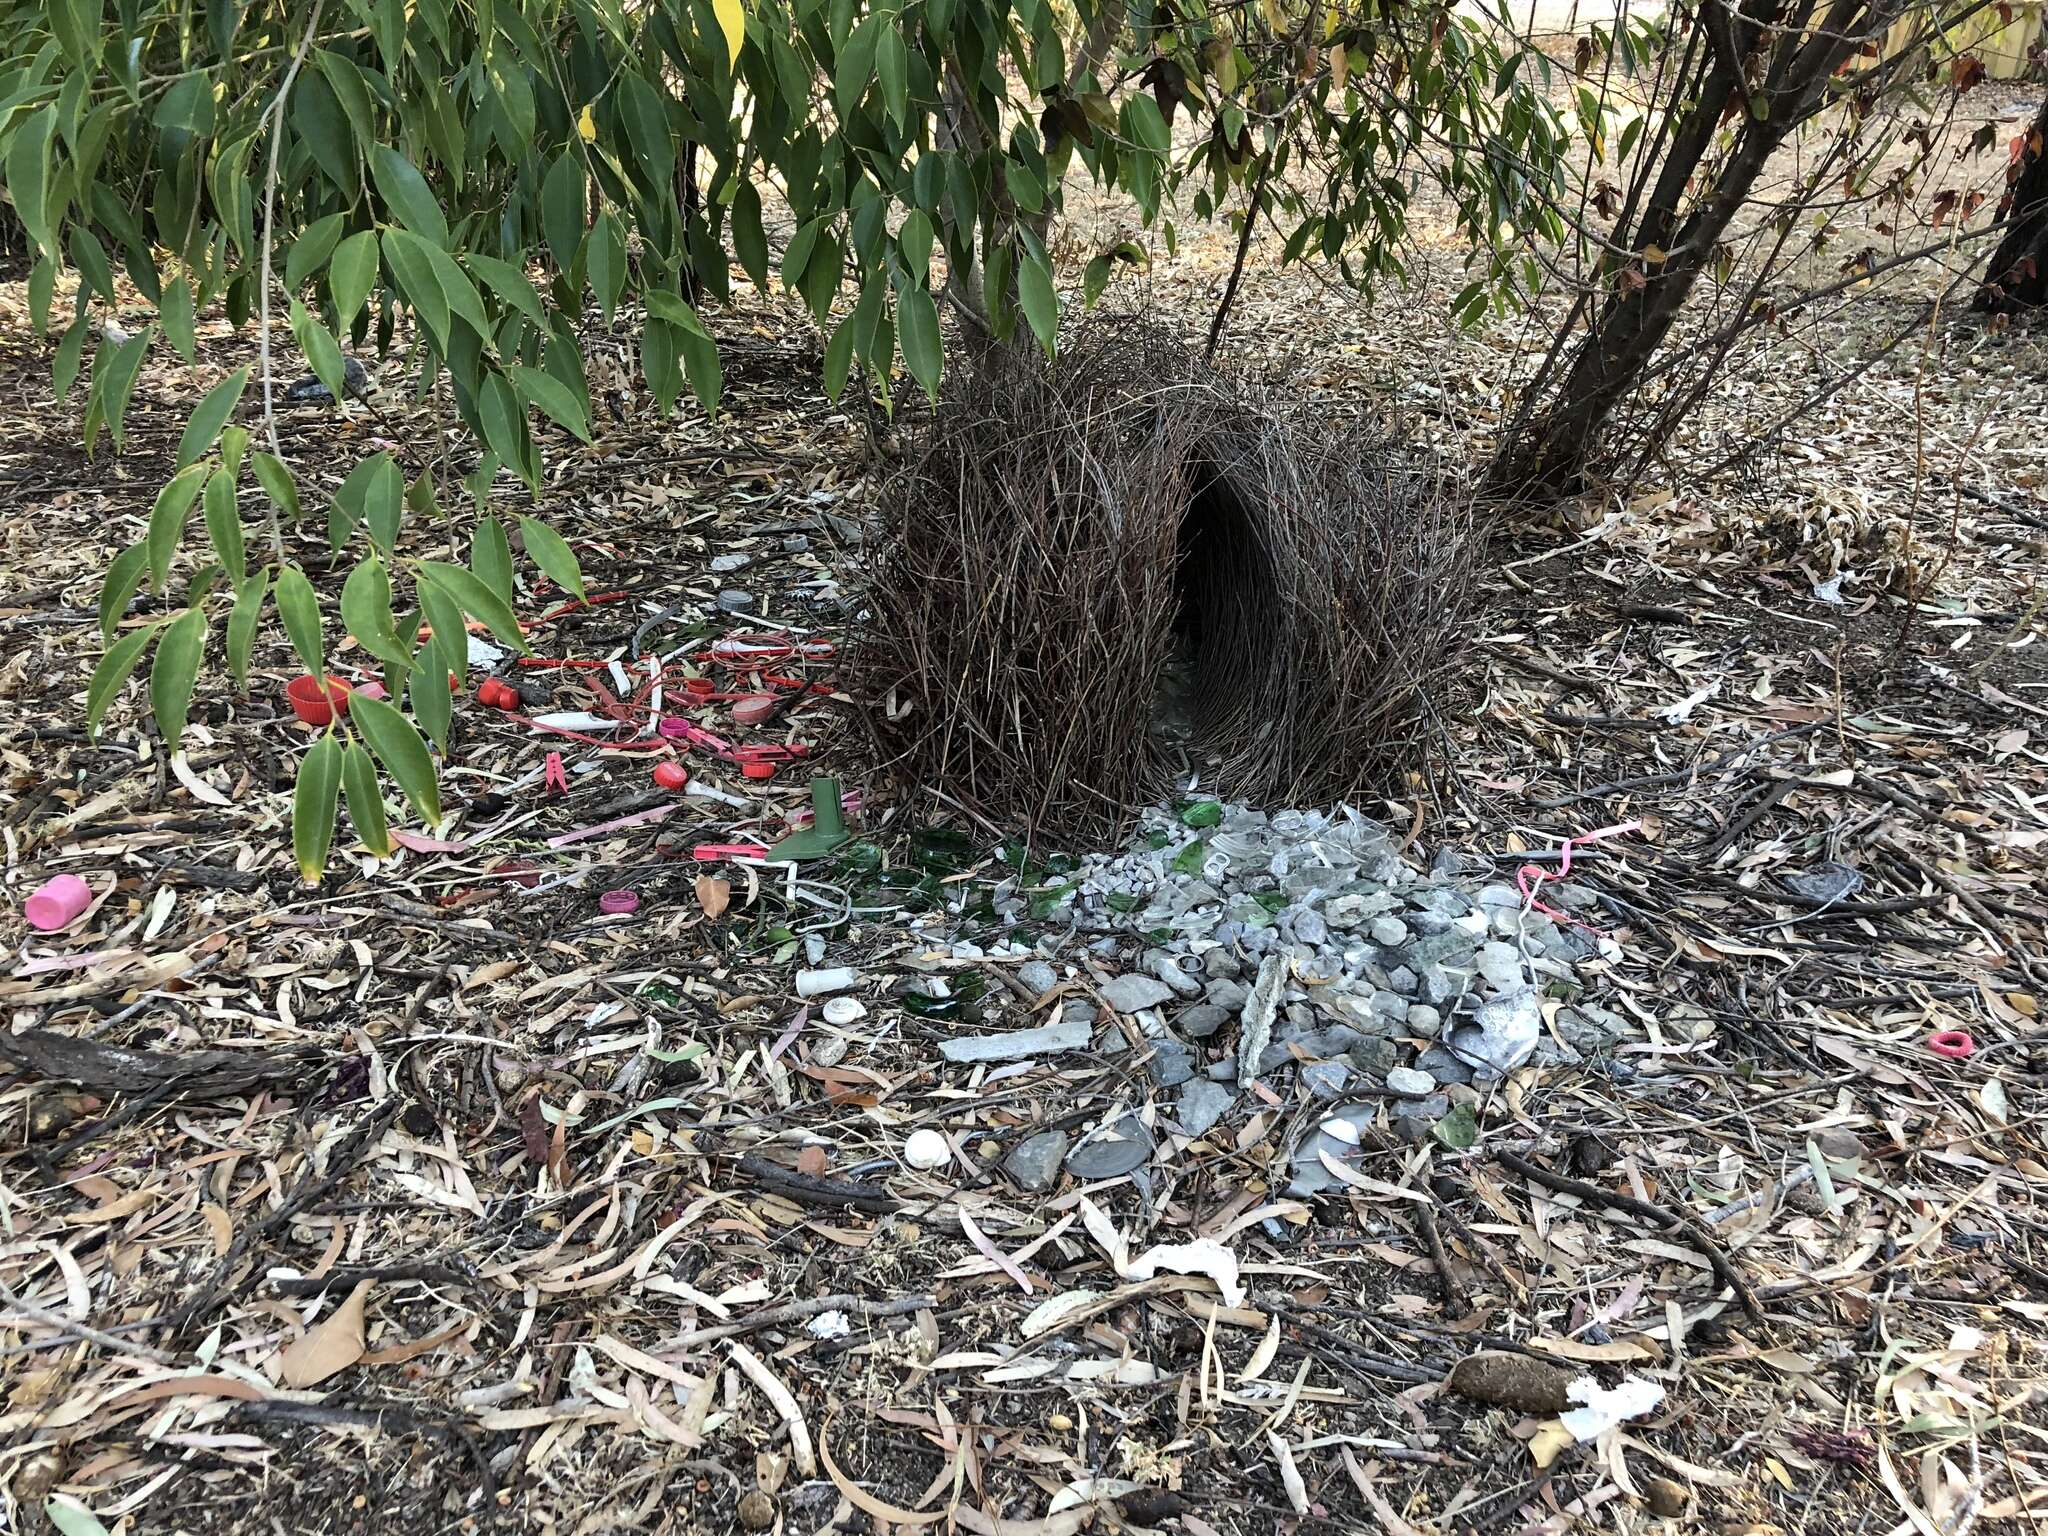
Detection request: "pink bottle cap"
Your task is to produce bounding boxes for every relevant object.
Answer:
[598,889,640,915]
[24,874,92,932]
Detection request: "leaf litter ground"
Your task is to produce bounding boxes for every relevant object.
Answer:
[3,140,2048,1536]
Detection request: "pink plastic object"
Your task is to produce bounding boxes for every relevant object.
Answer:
[731,694,780,727]
[24,874,91,932]
[286,674,354,726]
[1515,820,1642,933]
[692,842,772,861]
[1928,1029,1976,1059]
[657,716,691,739]
[354,679,389,702]
[598,889,640,915]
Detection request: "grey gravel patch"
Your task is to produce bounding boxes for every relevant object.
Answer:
[1004,1130,1070,1191]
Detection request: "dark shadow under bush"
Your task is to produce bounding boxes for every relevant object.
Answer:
[849,320,1477,844]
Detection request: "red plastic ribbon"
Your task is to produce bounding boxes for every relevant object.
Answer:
[1516,820,1641,931]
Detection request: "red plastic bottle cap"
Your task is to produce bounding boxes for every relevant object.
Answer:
[1928,1029,1975,1059]
[599,889,640,915]
[653,761,689,791]
[731,694,780,727]
[684,677,716,698]
[286,674,353,726]
[742,760,777,781]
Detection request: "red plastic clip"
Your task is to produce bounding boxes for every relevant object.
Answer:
[692,842,772,861]
[1928,1029,1975,1059]
[543,752,570,797]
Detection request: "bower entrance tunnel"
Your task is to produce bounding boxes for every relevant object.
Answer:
[853,326,1474,844]
[1159,454,1279,768]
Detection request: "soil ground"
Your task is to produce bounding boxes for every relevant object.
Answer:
[2,68,2047,1536]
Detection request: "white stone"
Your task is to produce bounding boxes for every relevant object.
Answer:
[903,1129,951,1170]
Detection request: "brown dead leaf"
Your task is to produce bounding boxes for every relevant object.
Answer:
[695,874,732,919]
[278,1279,374,1388]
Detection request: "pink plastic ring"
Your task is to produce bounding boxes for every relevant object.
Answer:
[657,716,691,739]
[1928,1029,1976,1059]
[598,889,640,915]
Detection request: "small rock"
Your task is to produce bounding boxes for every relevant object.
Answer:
[1406,1004,1443,1038]
[1178,1003,1231,1039]
[1017,960,1058,996]
[737,1490,777,1530]
[1150,953,1202,998]
[1385,964,1419,995]
[1476,941,1525,992]
[1206,977,1250,1011]
[1289,909,1329,948]
[1445,1351,1574,1414]
[1065,1113,1153,1180]
[710,553,752,573]
[1369,916,1410,947]
[1416,1045,1472,1084]
[1004,1129,1070,1191]
[1302,1061,1352,1100]
[1146,1040,1195,1087]
[1201,947,1241,979]
[940,1018,1092,1063]
[1385,1066,1436,1097]
[1099,973,1176,1012]
[1177,1080,1233,1137]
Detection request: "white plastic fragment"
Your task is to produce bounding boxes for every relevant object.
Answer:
[1560,1374,1666,1440]
[794,967,857,998]
[903,1129,951,1170]
[821,996,867,1025]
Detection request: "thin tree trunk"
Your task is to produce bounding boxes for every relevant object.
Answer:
[1977,94,2048,313]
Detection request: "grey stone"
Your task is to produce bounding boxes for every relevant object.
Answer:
[1345,1036,1400,1078]
[1405,1004,1443,1038]
[1260,1024,1365,1072]
[1302,1061,1352,1100]
[1004,1130,1070,1191]
[1476,942,1525,992]
[1369,916,1410,947]
[1100,973,1175,1012]
[1420,964,1462,1007]
[1289,909,1329,948]
[1452,987,1542,1075]
[1202,946,1242,979]
[1206,1059,1238,1081]
[1177,1080,1234,1137]
[1385,1066,1436,1097]
[1416,1046,1472,1084]
[1065,1113,1153,1180]
[1060,998,1096,1025]
[1368,989,1410,1026]
[940,1017,1092,1063]
[1150,953,1202,998]
[1017,960,1058,996]
[1238,955,1284,1085]
[1206,977,1249,1011]
[1385,964,1418,996]
[1178,1003,1231,1039]
[1147,1040,1196,1087]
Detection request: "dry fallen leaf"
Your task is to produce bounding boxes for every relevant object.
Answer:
[695,874,732,919]
[278,1280,375,1388]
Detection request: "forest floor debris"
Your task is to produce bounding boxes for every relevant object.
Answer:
[3,129,2048,1533]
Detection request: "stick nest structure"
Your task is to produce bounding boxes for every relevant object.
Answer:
[850,321,1477,843]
